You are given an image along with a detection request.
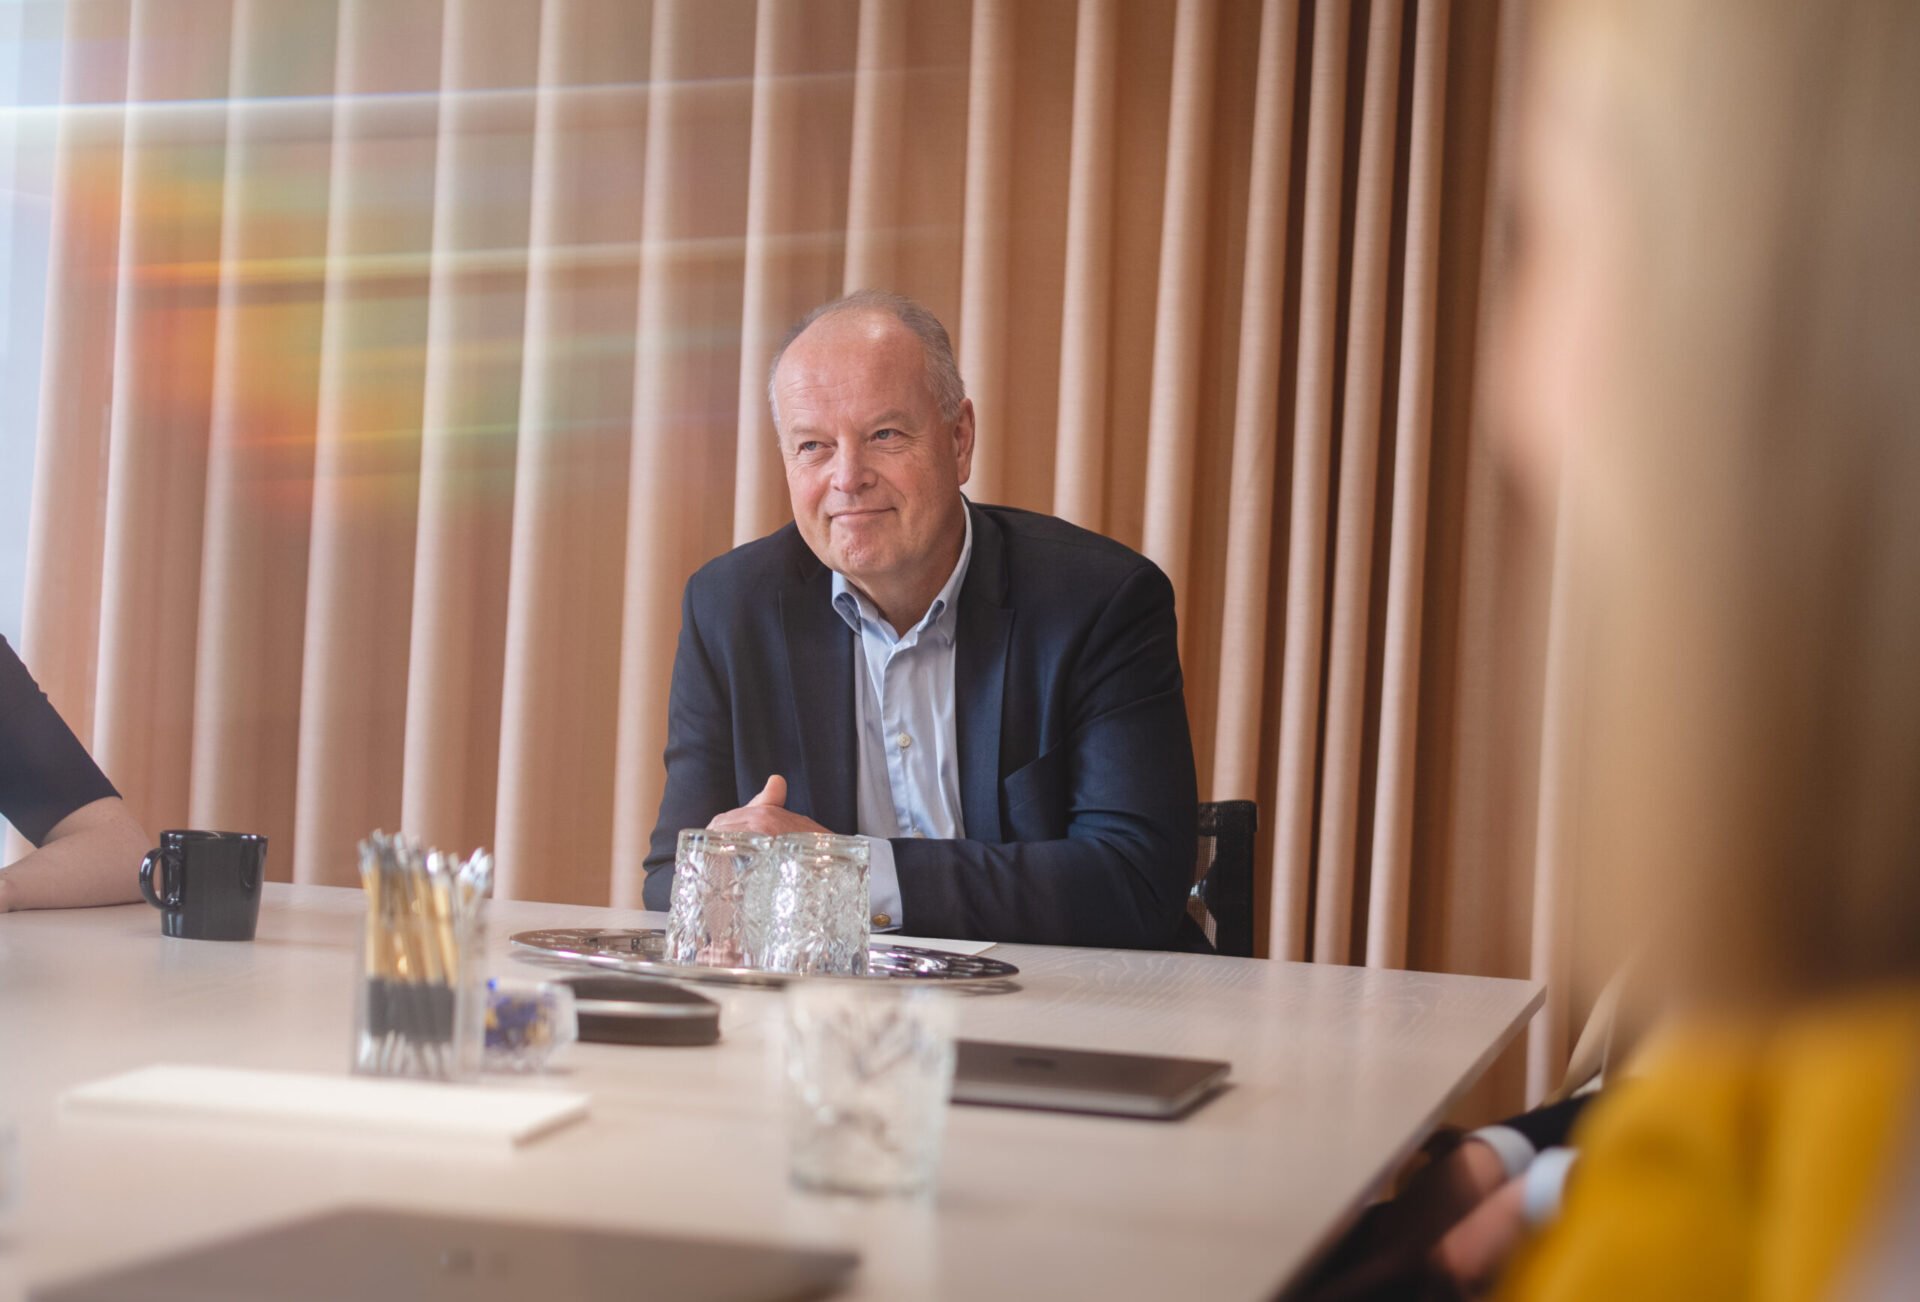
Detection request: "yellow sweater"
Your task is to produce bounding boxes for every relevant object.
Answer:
[1498,988,1920,1301]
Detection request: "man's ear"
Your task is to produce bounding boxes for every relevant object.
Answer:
[952,397,976,487]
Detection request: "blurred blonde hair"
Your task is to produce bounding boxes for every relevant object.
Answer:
[1542,0,1920,1007]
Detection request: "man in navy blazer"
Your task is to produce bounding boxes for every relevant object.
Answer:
[643,291,1202,950]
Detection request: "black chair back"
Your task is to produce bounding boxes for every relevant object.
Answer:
[1188,800,1257,957]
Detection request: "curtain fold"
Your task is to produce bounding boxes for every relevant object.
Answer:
[1269,0,1349,963]
[954,0,1013,504]
[1208,0,1296,833]
[494,0,650,904]
[1138,0,1218,657]
[188,0,337,871]
[1050,0,1118,531]
[842,0,906,294]
[1365,0,1449,970]
[291,0,443,886]
[843,0,970,312]
[731,0,858,550]
[17,0,1567,1098]
[994,0,1076,516]
[12,0,132,868]
[400,0,542,859]
[610,0,757,908]
[93,0,232,858]
[1309,0,1401,965]
[1526,496,1580,1100]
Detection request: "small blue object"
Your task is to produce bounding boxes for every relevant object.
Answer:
[482,979,578,1072]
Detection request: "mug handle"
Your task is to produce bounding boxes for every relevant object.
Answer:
[139,847,180,909]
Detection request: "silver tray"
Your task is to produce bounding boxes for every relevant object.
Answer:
[508,928,1020,988]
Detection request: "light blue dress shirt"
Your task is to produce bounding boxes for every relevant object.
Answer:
[830,510,973,932]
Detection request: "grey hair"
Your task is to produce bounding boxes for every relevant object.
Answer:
[765,289,968,435]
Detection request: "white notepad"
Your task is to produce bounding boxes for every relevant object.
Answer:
[61,1065,588,1149]
[880,934,998,956]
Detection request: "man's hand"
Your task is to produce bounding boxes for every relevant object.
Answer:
[706,774,830,838]
[1429,1174,1530,1293]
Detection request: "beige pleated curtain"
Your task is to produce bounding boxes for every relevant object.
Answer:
[16,0,1572,1097]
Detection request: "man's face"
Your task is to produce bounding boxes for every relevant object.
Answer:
[772,310,974,592]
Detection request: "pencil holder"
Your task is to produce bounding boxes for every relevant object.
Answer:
[352,832,492,1082]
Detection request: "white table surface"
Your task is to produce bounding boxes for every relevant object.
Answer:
[0,884,1540,1300]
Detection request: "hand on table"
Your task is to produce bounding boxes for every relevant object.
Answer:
[706,775,830,839]
[1289,1133,1517,1300]
[1428,1173,1530,1294]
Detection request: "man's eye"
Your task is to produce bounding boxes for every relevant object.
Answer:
[796,441,824,455]
[873,428,901,441]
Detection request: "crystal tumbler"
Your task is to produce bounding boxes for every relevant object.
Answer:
[783,984,957,1195]
[666,829,772,967]
[761,833,870,976]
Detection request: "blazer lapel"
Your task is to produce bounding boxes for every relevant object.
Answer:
[779,555,858,834]
[955,504,1011,843]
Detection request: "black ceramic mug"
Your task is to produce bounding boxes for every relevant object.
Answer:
[139,830,268,941]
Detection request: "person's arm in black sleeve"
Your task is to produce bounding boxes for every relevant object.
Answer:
[889,562,1199,949]
[641,581,738,911]
[0,636,151,912]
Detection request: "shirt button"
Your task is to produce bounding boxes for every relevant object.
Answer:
[895,732,912,750]
[872,913,893,928]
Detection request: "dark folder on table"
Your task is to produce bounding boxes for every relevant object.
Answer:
[31,1208,857,1302]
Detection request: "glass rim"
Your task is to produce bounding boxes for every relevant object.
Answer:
[676,827,773,850]
[770,831,869,854]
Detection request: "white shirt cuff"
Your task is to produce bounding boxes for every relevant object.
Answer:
[1521,1147,1579,1227]
[1467,1124,1540,1181]
[864,836,903,932]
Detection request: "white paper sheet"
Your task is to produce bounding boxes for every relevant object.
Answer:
[61,1064,588,1148]
[876,934,998,956]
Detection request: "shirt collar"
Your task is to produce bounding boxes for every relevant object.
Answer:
[832,505,973,644]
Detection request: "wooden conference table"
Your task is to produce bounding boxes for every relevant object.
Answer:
[0,884,1540,1300]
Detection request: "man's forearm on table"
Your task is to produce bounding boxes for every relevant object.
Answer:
[890,833,1188,947]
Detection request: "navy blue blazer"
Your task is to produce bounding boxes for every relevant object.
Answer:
[642,501,1204,950]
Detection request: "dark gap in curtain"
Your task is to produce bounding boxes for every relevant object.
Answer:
[1184,0,1266,802]
[1100,0,1175,550]
[1000,0,1074,515]
[1408,0,1507,975]
[1345,0,1422,962]
[1251,0,1322,960]
[1300,0,1376,949]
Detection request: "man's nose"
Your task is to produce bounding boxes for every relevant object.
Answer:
[828,440,874,494]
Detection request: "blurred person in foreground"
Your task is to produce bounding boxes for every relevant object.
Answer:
[642,291,1202,949]
[1463,0,1920,1297]
[0,637,151,913]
